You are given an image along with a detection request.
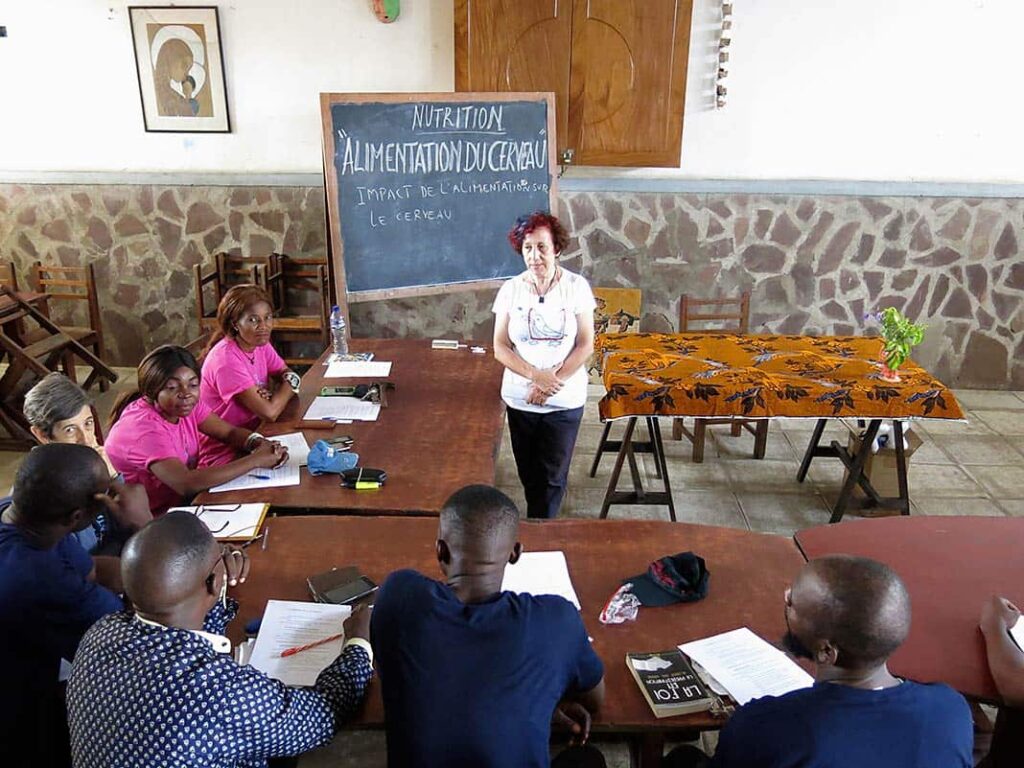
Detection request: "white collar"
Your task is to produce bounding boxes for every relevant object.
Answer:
[134,614,232,655]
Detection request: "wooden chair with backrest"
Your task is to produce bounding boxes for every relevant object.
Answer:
[0,286,117,446]
[671,291,768,462]
[0,262,19,291]
[264,254,330,367]
[30,262,109,391]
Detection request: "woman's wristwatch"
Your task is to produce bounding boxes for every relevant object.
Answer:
[244,432,265,452]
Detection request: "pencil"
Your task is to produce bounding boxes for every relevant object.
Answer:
[279,631,344,658]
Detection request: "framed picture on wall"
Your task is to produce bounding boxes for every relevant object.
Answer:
[128,6,231,132]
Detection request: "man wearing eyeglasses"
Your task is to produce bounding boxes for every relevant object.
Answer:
[0,443,150,768]
[67,511,373,768]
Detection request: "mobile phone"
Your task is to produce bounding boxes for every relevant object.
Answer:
[321,386,357,397]
[325,435,354,447]
[322,576,378,605]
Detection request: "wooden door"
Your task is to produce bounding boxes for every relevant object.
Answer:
[454,0,572,154]
[566,0,693,167]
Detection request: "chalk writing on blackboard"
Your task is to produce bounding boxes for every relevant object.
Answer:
[322,93,555,299]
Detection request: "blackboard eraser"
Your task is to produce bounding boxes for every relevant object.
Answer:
[431,339,465,350]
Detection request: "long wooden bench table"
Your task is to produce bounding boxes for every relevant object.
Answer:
[195,339,505,515]
[232,516,806,767]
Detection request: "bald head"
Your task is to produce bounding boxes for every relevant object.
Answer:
[791,555,911,668]
[122,512,219,615]
[439,485,520,555]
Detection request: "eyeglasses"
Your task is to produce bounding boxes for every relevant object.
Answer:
[195,504,240,535]
[527,307,568,342]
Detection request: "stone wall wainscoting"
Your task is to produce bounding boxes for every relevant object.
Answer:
[1,184,1021,388]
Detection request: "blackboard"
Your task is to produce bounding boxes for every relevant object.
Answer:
[320,92,556,303]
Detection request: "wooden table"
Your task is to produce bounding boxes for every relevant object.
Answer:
[594,333,965,523]
[233,516,806,766]
[795,516,1024,703]
[195,339,505,515]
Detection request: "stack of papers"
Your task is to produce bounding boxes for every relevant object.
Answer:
[249,600,351,686]
[501,551,581,610]
[167,503,269,541]
[208,464,300,493]
[678,627,814,705]
[324,360,392,378]
[304,396,380,422]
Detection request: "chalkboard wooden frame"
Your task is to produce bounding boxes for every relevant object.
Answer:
[319,91,557,306]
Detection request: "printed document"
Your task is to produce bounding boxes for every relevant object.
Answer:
[250,600,351,687]
[269,432,310,468]
[324,360,392,378]
[501,551,581,609]
[304,396,380,422]
[208,464,300,493]
[679,627,813,705]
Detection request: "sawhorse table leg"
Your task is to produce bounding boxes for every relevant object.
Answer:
[598,417,676,522]
[797,418,911,523]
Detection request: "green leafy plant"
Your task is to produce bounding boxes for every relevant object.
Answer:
[874,307,925,371]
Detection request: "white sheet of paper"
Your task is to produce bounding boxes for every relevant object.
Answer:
[501,551,581,610]
[270,432,310,468]
[304,396,380,422]
[679,627,814,705]
[166,503,269,539]
[249,600,351,687]
[1010,620,1024,652]
[324,360,392,378]
[208,464,301,493]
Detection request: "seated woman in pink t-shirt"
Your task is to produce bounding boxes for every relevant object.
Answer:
[198,284,297,466]
[105,345,288,515]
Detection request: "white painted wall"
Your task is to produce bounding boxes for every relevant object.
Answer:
[0,0,454,173]
[1,0,1022,184]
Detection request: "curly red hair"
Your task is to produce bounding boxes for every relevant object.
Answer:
[507,211,570,254]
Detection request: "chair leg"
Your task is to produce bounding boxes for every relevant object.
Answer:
[692,419,707,463]
[672,417,683,441]
[731,422,742,437]
[753,421,769,459]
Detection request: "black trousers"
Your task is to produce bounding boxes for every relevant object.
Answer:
[507,405,584,519]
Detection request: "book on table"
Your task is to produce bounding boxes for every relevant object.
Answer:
[626,650,715,718]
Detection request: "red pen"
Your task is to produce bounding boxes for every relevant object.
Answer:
[279,632,344,658]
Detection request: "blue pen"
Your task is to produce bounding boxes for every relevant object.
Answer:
[248,473,272,480]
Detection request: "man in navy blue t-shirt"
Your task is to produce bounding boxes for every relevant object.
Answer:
[0,444,145,768]
[371,485,606,768]
[666,555,973,768]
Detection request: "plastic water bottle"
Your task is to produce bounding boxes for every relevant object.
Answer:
[329,305,349,356]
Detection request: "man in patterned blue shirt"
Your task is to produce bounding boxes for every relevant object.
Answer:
[67,511,374,768]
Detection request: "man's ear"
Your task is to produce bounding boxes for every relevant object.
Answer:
[436,539,451,566]
[508,541,522,565]
[816,640,840,667]
[29,426,50,444]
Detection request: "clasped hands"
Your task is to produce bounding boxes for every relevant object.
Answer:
[527,367,564,405]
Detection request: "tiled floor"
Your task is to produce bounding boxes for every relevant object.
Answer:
[3,379,1019,767]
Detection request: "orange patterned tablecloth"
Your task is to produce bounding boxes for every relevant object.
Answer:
[597,333,965,422]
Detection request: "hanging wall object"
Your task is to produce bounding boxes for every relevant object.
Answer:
[372,0,400,23]
[716,2,732,109]
[128,6,231,132]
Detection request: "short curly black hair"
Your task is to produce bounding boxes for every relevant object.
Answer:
[507,211,570,254]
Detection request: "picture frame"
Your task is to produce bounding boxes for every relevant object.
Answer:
[128,6,231,133]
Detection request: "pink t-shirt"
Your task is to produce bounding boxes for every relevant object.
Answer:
[105,398,213,516]
[199,337,286,467]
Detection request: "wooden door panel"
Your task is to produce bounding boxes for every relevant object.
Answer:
[455,0,571,155]
[567,0,692,167]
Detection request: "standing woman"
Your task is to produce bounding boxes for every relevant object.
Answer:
[105,345,287,516]
[199,284,296,467]
[492,211,596,519]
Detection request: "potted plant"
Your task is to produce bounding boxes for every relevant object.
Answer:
[872,307,925,382]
